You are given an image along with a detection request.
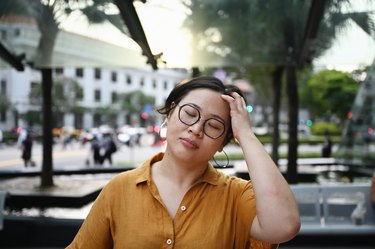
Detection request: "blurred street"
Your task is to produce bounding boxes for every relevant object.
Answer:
[0,141,165,172]
[0,140,333,172]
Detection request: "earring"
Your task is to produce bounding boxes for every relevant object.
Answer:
[212,150,229,168]
[159,121,167,141]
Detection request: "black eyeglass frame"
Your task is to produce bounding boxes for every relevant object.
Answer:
[177,103,226,139]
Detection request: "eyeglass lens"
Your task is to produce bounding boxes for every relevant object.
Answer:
[178,104,225,139]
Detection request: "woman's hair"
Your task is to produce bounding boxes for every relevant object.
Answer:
[157,76,246,146]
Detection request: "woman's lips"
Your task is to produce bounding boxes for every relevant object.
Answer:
[180,137,199,149]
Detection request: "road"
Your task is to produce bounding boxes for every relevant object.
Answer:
[0,141,166,172]
[0,140,331,172]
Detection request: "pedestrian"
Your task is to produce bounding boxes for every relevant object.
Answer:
[21,133,34,167]
[17,127,27,149]
[99,133,116,166]
[67,76,300,248]
[91,135,101,166]
[321,131,332,158]
[0,128,3,148]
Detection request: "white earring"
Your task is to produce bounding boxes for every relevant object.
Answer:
[159,121,167,140]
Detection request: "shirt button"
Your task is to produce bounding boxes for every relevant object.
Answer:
[181,205,186,211]
[166,239,173,245]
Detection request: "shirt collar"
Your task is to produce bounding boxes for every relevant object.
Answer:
[135,152,222,186]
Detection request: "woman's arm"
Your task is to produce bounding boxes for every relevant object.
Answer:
[222,93,300,244]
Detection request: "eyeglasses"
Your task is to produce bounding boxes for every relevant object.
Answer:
[178,103,226,139]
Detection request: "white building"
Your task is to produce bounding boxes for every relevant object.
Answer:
[0,17,189,131]
[0,66,189,131]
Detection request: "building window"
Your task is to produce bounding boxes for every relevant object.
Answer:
[74,113,83,129]
[93,114,101,127]
[55,68,64,75]
[76,68,83,77]
[111,92,118,103]
[0,110,5,122]
[1,79,6,93]
[94,68,101,80]
[152,79,157,89]
[94,89,101,102]
[14,28,20,37]
[1,30,6,40]
[140,77,145,87]
[126,75,132,85]
[111,72,117,82]
[29,82,40,104]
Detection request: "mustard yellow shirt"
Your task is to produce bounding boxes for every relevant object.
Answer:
[67,152,276,249]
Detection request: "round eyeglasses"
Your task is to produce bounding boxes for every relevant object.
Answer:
[178,103,226,139]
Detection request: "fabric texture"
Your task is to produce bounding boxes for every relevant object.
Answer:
[67,152,276,249]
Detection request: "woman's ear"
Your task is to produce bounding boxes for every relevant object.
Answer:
[167,102,177,118]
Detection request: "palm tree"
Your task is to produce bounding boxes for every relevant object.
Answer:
[0,0,130,187]
[182,0,375,183]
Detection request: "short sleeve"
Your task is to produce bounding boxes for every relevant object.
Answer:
[249,238,279,249]
[66,179,116,249]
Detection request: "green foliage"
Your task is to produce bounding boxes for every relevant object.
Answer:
[310,121,342,136]
[29,78,84,113]
[119,90,155,114]
[302,70,359,121]
[21,111,41,126]
[2,130,18,143]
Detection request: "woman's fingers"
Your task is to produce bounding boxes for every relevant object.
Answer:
[222,92,246,111]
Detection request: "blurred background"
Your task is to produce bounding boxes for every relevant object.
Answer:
[0,0,375,248]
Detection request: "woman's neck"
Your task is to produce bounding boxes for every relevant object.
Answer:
[153,153,207,189]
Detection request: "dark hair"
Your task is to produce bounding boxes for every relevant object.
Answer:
[157,76,246,146]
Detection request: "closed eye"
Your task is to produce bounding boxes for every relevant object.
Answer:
[207,120,223,130]
[185,109,199,118]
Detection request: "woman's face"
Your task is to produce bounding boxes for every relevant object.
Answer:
[165,88,231,164]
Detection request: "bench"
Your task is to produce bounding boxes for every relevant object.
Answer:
[282,183,375,247]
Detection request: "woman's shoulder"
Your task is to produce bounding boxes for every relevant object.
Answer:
[214,168,253,190]
[109,166,145,184]
[106,153,161,188]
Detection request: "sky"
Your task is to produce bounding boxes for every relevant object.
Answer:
[61,0,375,71]
[313,0,375,72]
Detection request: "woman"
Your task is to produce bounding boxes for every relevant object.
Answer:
[21,133,33,167]
[67,76,300,248]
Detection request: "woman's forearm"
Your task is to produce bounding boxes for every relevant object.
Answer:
[238,130,300,243]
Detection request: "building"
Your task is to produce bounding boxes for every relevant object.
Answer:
[0,17,189,131]
[0,67,189,132]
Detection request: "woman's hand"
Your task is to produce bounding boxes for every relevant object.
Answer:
[221,92,253,143]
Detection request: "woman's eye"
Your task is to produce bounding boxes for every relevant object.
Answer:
[208,122,221,130]
[185,110,198,117]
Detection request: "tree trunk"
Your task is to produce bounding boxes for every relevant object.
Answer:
[34,5,58,188]
[286,66,299,184]
[191,67,201,77]
[41,68,54,187]
[271,66,284,164]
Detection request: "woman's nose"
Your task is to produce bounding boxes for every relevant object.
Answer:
[188,120,204,137]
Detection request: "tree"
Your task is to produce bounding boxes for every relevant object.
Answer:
[301,69,359,121]
[182,0,375,183]
[119,90,155,126]
[0,0,130,187]
[28,77,84,126]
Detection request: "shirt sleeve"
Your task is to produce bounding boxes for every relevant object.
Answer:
[66,179,116,249]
